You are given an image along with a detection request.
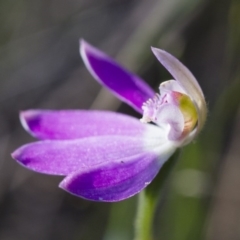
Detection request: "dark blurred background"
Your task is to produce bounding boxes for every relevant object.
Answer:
[0,0,240,239]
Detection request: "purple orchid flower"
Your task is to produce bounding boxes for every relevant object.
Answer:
[12,40,207,202]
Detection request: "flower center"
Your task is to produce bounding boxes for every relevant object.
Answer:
[140,90,198,139]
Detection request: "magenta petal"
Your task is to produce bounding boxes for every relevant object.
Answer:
[80,40,155,113]
[11,131,165,176]
[59,152,161,202]
[20,110,151,140]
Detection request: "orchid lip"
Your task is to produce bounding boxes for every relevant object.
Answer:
[140,79,199,143]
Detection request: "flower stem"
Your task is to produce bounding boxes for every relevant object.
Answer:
[134,190,156,240]
[134,150,181,240]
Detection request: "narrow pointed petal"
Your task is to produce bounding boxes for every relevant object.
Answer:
[151,48,207,134]
[80,40,155,113]
[59,141,176,202]
[20,110,153,140]
[12,125,169,176]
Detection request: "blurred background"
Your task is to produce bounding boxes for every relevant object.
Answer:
[0,0,239,239]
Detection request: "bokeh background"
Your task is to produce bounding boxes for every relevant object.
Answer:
[0,0,239,239]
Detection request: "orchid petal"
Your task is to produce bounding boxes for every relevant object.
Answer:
[12,125,170,176]
[20,110,153,140]
[80,40,155,113]
[151,48,207,134]
[159,80,187,95]
[59,141,176,202]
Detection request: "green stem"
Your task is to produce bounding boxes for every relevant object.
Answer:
[134,190,157,240]
[134,150,181,240]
